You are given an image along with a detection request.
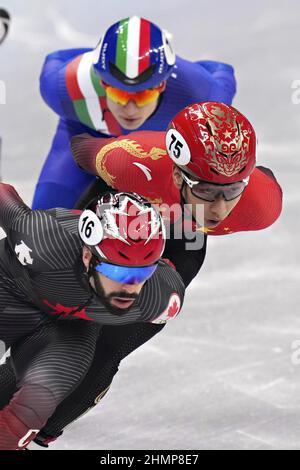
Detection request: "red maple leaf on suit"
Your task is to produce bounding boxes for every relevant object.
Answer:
[168,299,179,318]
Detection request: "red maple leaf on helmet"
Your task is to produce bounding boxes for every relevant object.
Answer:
[168,299,179,318]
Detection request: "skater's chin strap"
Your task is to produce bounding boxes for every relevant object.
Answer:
[180,181,186,203]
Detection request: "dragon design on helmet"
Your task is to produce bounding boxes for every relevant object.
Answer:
[189,103,251,177]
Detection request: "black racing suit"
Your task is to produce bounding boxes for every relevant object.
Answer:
[35,185,207,442]
[20,167,279,443]
[0,183,185,449]
[0,181,206,445]
[33,223,207,442]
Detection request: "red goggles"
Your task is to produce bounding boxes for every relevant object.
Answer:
[101,81,165,108]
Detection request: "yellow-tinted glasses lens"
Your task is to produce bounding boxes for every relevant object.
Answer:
[133,88,161,107]
[103,83,164,108]
[104,87,131,106]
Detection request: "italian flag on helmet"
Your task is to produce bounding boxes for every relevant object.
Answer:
[93,16,176,92]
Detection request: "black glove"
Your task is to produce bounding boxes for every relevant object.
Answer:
[33,429,63,448]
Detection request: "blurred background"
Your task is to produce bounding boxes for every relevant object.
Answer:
[0,0,299,450]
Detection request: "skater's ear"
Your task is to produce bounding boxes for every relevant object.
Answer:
[172,165,184,189]
[82,246,92,271]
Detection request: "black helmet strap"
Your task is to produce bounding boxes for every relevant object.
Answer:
[87,254,103,297]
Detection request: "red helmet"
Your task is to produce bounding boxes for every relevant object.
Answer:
[79,192,165,267]
[166,102,256,184]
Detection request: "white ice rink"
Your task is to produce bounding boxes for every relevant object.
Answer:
[0,0,299,450]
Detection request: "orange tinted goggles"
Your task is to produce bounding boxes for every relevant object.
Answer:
[102,81,165,108]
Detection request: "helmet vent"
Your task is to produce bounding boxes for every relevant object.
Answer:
[205,122,213,136]
[118,251,129,260]
[219,151,228,158]
[109,62,156,86]
[144,251,154,260]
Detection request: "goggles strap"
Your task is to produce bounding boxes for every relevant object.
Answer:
[179,175,188,204]
[179,181,198,226]
[179,175,206,227]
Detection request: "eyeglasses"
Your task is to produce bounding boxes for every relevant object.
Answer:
[95,261,158,284]
[181,171,249,202]
[101,81,165,108]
